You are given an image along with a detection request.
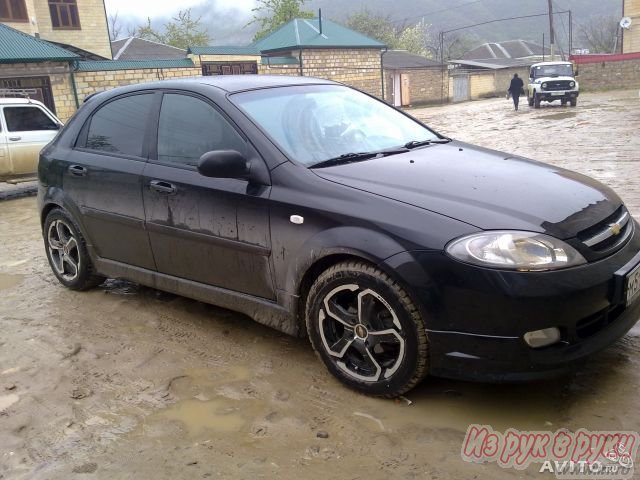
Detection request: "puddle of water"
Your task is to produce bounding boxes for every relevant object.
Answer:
[352,378,570,434]
[540,112,578,120]
[158,397,252,436]
[0,273,23,290]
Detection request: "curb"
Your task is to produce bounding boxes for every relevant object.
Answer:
[0,183,38,201]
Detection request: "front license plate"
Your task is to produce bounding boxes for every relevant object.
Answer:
[551,92,564,96]
[626,262,640,305]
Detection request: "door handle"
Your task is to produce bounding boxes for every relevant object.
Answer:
[150,180,177,195]
[8,136,21,141]
[68,165,87,177]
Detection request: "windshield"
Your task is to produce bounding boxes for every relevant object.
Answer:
[531,64,573,78]
[231,85,440,166]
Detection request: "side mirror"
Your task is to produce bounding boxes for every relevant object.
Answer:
[198,150,250,179]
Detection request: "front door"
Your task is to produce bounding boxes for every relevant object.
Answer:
[64,92,156,270]
[1,104,59,176]
[142,92,274,299]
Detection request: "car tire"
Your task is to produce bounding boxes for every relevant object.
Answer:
[528,94,534,107]
[534,93,541,109]
[305,261,429,397]
[44,208,105,291]
[570,98,577,107]
[561,99,567,106]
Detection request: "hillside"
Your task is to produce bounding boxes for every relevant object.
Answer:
[306,0,623,50]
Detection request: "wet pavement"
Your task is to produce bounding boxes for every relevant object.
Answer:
[1,90,640,479]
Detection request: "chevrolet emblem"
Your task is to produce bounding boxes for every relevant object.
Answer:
[609,223,622,236]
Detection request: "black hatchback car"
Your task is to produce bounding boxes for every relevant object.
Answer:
[38,76,640,397]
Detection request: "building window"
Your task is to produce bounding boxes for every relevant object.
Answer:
[0,0,29,22]
[48,0,80,29]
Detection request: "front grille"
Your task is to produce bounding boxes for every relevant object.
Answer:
[543,80,572,91]
[575,305,624,339]
[577,206,632,253]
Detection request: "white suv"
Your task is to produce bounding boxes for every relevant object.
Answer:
[527,61,579,109]
[0,97,62,178]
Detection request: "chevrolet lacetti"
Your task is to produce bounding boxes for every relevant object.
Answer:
[37,76,640,397]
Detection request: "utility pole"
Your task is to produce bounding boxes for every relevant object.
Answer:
[547,0,555,59]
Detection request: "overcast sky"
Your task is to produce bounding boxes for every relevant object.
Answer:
[104,0,256,20]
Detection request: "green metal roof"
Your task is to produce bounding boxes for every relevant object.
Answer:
[253,18,386,53]
[0,23,79,63]
[261,56,299,65]
[75,58,196,71]
[188,46,260,55]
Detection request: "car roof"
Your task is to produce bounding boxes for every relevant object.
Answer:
[531,61,572,67]
[0,97,47,106]
[87,75,338,101]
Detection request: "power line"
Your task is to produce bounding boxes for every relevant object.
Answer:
[388,0,485,26]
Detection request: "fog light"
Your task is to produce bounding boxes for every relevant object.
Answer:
[523,327,561,348]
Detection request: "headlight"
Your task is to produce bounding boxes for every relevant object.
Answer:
[542,82,548,89]
[446,231,587,271]
[570,81,575,87]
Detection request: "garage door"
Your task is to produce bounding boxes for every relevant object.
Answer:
[0,77,56,114]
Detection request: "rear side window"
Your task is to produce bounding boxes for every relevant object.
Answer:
[157,94,246,166]
[4,106,58,132]
[85,94,153,157]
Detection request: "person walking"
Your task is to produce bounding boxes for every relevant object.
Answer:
[508,73,524,111]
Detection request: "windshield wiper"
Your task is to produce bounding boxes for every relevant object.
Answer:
[310,148,407,169]
[404,138,452,149]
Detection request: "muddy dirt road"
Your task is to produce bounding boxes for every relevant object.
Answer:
[1,90,640,479]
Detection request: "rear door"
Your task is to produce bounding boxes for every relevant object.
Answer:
[64,92,156,270]
[142,92,274,299]
[1,104,60,175]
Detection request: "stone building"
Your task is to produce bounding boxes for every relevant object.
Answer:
[0,0,111,59]
[187,19,387,98]
[252,18,386,98]
[382,50,446,107]
[622,0,639,53]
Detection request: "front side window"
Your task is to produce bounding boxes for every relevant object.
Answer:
[4,106,58,132]
[0,0,28,21]
[48,0,80,29]
[85,94,153,157]
[231,85,439,166]
[157,94,246,166]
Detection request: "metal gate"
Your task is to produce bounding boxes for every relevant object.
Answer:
[0,76,55,113]
[452,75,470,102]
[202,62,258,76]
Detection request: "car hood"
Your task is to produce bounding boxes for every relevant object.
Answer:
[312,142,622,239]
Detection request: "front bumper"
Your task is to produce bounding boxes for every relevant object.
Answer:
[538,90,579,101]
[383,226,640,382]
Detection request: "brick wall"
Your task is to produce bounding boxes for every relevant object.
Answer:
[72,66,201,108]
[33,0,112,59]
[0,62,76,120]
[574,57,640,90]
[384,68,448,106]
[258,64,301,76]
[300,48,382,98]
[623,0,640,53]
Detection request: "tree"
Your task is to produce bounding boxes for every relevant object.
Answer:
[108,12,122,41]
[344,9,398,48]
[135,9,209,49]
[577,15,619,54]
[250,0,314,42]
[431,33,476,61]
[344,9,435,57]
